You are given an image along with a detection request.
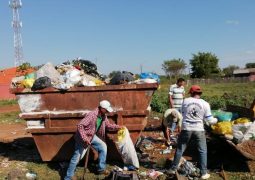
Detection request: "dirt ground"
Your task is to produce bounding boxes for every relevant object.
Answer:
[0,104,19,113]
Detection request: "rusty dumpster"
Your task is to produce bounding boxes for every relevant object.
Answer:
[11,83,158,161]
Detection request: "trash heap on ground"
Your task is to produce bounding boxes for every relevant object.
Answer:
[134,131,200,179]
[210,110,255,143]
[11,60,160,91]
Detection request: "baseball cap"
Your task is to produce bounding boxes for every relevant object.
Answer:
[189,85,202,94]
[171,111,178,122]
[164,109,179,123]
[99,100,113,113]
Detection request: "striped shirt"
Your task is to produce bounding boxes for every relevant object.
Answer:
[169,84,185,109]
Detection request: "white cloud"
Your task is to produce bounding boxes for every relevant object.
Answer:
[225,20,239,25]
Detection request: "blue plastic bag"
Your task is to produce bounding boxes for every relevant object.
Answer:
[139,72,160,83]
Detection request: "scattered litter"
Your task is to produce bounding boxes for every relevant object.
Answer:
[160,147,171,154]
[25,172,37,180]
[139,171,147,177]
[148,169,163,179]
[113,165,123,171]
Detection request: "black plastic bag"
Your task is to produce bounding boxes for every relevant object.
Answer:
[110,71,135,85]
[107,170,139,180]
[31,76,52,91]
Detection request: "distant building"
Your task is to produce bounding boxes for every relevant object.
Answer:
[0,67,17,99]
[233,68,255,81]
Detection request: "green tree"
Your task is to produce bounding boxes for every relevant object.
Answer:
[162,58,187,78]
[245,62,255,68]
[222,65,239,77]
[190,52,220,78]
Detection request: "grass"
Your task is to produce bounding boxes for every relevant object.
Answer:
[0,111,24,124]
[0,99,17,106]
[160,81,255,99]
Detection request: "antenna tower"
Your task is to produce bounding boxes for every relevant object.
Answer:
[9,0,24,67]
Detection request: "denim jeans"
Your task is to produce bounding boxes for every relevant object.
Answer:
[64,135,107,180]
[171,130,207,175]
[170,122,177,133]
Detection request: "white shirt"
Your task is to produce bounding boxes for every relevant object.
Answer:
[169,84,185,109]
[163,108,183,128]
[181,97,217,131]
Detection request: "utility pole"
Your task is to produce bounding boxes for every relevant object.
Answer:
[9,0,24,67]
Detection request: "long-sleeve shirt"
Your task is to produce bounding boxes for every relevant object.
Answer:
[181,97,217,131]
[74,108,120,148]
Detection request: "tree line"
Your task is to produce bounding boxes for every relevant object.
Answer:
[162,52,255,78]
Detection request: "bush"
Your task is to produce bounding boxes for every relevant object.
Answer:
[151,91,169,113]
[203,92,254,110]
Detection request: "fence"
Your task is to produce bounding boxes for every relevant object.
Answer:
[187,77,251,85]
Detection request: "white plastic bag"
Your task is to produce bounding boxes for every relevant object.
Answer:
[36,62,63,84]
[243,121,255,141]
[116,127,139,168]
[232,122,252,143]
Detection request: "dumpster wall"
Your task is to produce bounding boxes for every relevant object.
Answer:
[12,83,158,161]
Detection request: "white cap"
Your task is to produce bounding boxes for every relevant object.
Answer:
[99,100,113,113]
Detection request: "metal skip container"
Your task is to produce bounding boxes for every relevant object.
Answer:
[11,83,158,161]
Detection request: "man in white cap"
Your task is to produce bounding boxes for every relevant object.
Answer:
[65,100,123,179]
[162,108,182,146]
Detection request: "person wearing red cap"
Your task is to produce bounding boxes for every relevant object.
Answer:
[167,85,217,179]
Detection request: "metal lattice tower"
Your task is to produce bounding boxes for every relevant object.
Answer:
[9,0,24,67]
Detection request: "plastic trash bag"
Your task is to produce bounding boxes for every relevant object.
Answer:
[243,121,255,141]
[178,159,198,176]
[110,71,135,85]
[211,121,232,135]
[110,170,139,180]
[36,63,63,84]
[232,118,250,124]
[31,76,52,91]
[116,127,139,168]
[139,72,160,83]
[232,122,252,143]
[21,78,35,88]
[63,68,82,86]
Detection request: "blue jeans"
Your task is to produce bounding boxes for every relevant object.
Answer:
[64,135,107,180]
[170,122,177,133]
[171,130,207,175]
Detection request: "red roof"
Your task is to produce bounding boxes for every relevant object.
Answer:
[0,67,17,85]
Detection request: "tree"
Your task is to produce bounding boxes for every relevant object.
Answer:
[222,65,239,77]
[245,62,255,68]
[162,59,187,78]
[190,52,220,78]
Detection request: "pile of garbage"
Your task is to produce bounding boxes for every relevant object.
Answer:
[133,132,201,179]
[210,110,255,144]
[11,60,160,91]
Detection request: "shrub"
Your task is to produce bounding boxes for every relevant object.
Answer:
[151,91,169,113]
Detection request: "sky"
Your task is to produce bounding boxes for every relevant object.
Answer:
[0,0,255,75]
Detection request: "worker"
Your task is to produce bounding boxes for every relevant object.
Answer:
[169,78,186,113]
[162,108,182,146]
[166,85,217,180]
[65,100,123,179]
